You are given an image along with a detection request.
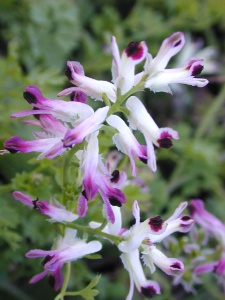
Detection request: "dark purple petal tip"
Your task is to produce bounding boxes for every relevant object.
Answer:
[139,156,148,164]
[65,66,73,81]
[181,216,191,221]
[125,42,145,60]
[148,216,163,232]
[192,65,204,76]
[109,196,122,207]
[141,286,156,298]
[4,136,22,153]
[23,85,44,104]
[171,262,182,270]
[42,255,53,266]
[110,170,120,183]
[157,138,173,149]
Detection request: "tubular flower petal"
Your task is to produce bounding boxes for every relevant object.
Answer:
[4,136,65,159]
[126,96,178,171]
[13,85,94,122]
[5,113,70,160]
[145,58,208,92]
[106,115,148,176]
[143,32,208,93]
[13,191,78,223]
[147,32,185,72]
[111,36,148,94]
[189,199,225,246]
[26,229,102,290]
[62,61,116,102]
[142,245,184,276]
[195,261,218,275]
[63,106,109,147]
[126,96,179,148]
[78,132,99,201]
[121,250,160,300]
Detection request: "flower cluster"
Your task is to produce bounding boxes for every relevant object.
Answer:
[3,32,208,298]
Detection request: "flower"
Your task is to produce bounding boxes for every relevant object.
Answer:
[76,140,127,223]
[142,32,208,93]
[189,199,225,247]
[121,249,160,300]
[4,114,67,159]
[106,114,149,176]
[63,106,109,147]
[126,96,179,171]
[111,36,148,94]
[13,191,78,223]
[59,61,117,102]
[12,85,94,122]
[26,228,102,290]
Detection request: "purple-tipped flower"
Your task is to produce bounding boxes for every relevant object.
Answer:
[189,199,225,246]
[97,174,126,223]
[119,200,193,253]
[106,114,149,176]
[77,132,99,201]
[142,245,184,276]
[63,106,109,147]
[12,85,93,122]
[59,61,116,102]
[111,37,148,94]
[126,96,179,171]
[26,228,102,290]
[142,32,208,93]
[13,191,78,223]
[121,250,160,300]
[4,114,68,159]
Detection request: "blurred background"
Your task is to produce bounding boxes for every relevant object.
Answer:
[0,0,225,299]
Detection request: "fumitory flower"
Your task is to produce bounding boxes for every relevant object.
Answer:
[59,61,117,102]
[111,36,148,94]
[13,191,78,223]
[63,106,109,148]
[106,114,149,176]
[125,96,179,172]
[76,138,127,223]
[142,32,208,93]
[26,228,102,291]
[12,85,94,122]
[4,114,68,159]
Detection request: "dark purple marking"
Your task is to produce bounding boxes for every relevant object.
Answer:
[110,170,120,183]
[192,65,204,76]
[141,286,156,298]
[23,91,37,104]
[125,42,144,60]
[109,196,122,207]
[148,216,163,232]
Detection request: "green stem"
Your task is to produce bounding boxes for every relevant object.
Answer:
[61,222,123,246]
[62,145,82,205]
[54,263,71,300]
[107,83,144,116]
[102,93,111,107]
[194,84,225,140]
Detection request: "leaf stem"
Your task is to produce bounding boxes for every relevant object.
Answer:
[54,262,71,300]
[61,222,123,246]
